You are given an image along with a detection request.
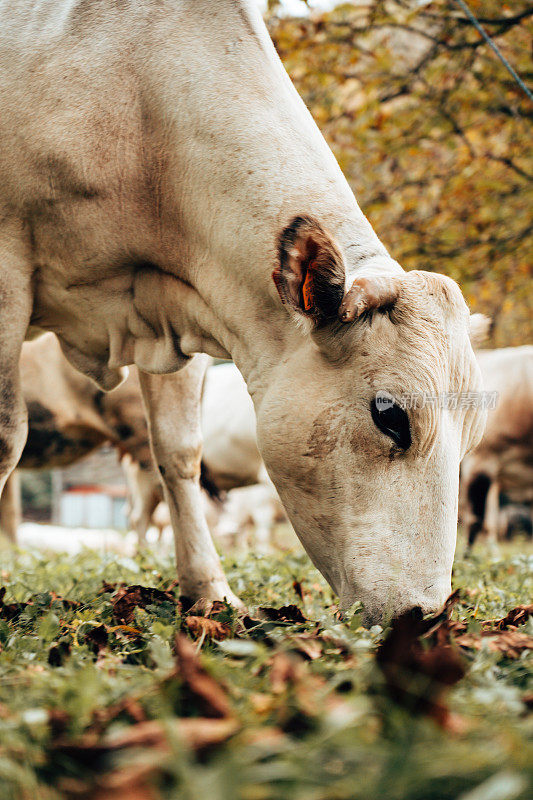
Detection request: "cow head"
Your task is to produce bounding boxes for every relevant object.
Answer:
[256,216,486,625]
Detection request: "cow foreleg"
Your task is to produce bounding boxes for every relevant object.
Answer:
[139,356,242,607]
[0,265,31,512]
[0,471,21,542]
[122,457,160,548]
[484,480,501,552]
[466,472,491,549]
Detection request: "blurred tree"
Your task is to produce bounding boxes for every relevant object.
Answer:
[267,0,532,346]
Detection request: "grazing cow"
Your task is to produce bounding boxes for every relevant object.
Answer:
[461,346,533,546]
[0,1,486,623]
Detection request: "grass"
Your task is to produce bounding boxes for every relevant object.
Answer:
[0,534,531,800]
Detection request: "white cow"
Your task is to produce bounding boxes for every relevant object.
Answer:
[0,341,272,543]
[123,361,283,544]
[461,346,533,546]
[201,362,265,491]
[0,1,485,623]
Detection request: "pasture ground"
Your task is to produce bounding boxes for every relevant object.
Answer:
[0,534,531,800]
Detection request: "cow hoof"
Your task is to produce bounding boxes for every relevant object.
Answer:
[179,579,245,612]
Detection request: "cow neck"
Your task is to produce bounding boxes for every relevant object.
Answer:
[142,1,402,399]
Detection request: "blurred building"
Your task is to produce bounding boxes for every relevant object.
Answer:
[45,446,128,529]
[56,445,128,529]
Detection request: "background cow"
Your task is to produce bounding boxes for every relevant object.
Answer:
[461,345,533,547]
[0,335,281,544]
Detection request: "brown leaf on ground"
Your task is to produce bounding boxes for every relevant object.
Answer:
[48,708,70,738]
[64,762,161,800]
[267,651,328,732]
[433,599,533,659]
[55,716,237,760]
[1,588,82,621]
[239,614,264,630]
[259,604,308,624]
[53,641,237,797]
[454,630,532,659]
[48,638,72,667]
[81,782,159,800]
[49,591,81,611]
[56,717,238,799]
[83,625,109,655]
[184,616,231,641]
[111,585,176,624]
[98,580,120,595]
[289,633,323,660]
[90,696,147,735]
[104,716,238,750]
[488,604,533,630]
[172,633,233,719]
[269,651,306,694]
[377,603,466,730]
[0,586,30,620]
[107,624,144,636]
[292,580,305,602]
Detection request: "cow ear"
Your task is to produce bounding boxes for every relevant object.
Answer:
[469,313,491,348]
[273,216,346,325]
[338,275,402,322]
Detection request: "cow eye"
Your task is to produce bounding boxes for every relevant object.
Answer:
[371,394,411,450]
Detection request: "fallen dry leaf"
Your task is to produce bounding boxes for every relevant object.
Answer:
[270,651,304,694]
[377,593,533,727]
[289,633,323,660]
[172,633,233,719]
[48,639,72,667]
[107,624,144,636]
[488,604,533,630]
[82,624,109,655]
[111,585,176,624]
[292,580,305,602]
[0,586,30,620]
[54,716,237,761]
[434,599,533,659]
[49,591,81,611]
[454,630,532,659]
[53,639,238,798]
[104,716,238,751]
[184,616,231,641]
[0,587,81,622]
[259,604,308,624]
[377,602,466,729]
[90,696,147,735]
[48,708,70,738]
[56,717,238,799]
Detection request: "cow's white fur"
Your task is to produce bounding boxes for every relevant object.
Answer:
[0,0,486,622]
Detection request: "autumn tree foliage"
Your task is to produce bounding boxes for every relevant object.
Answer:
[267,1,532,346]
